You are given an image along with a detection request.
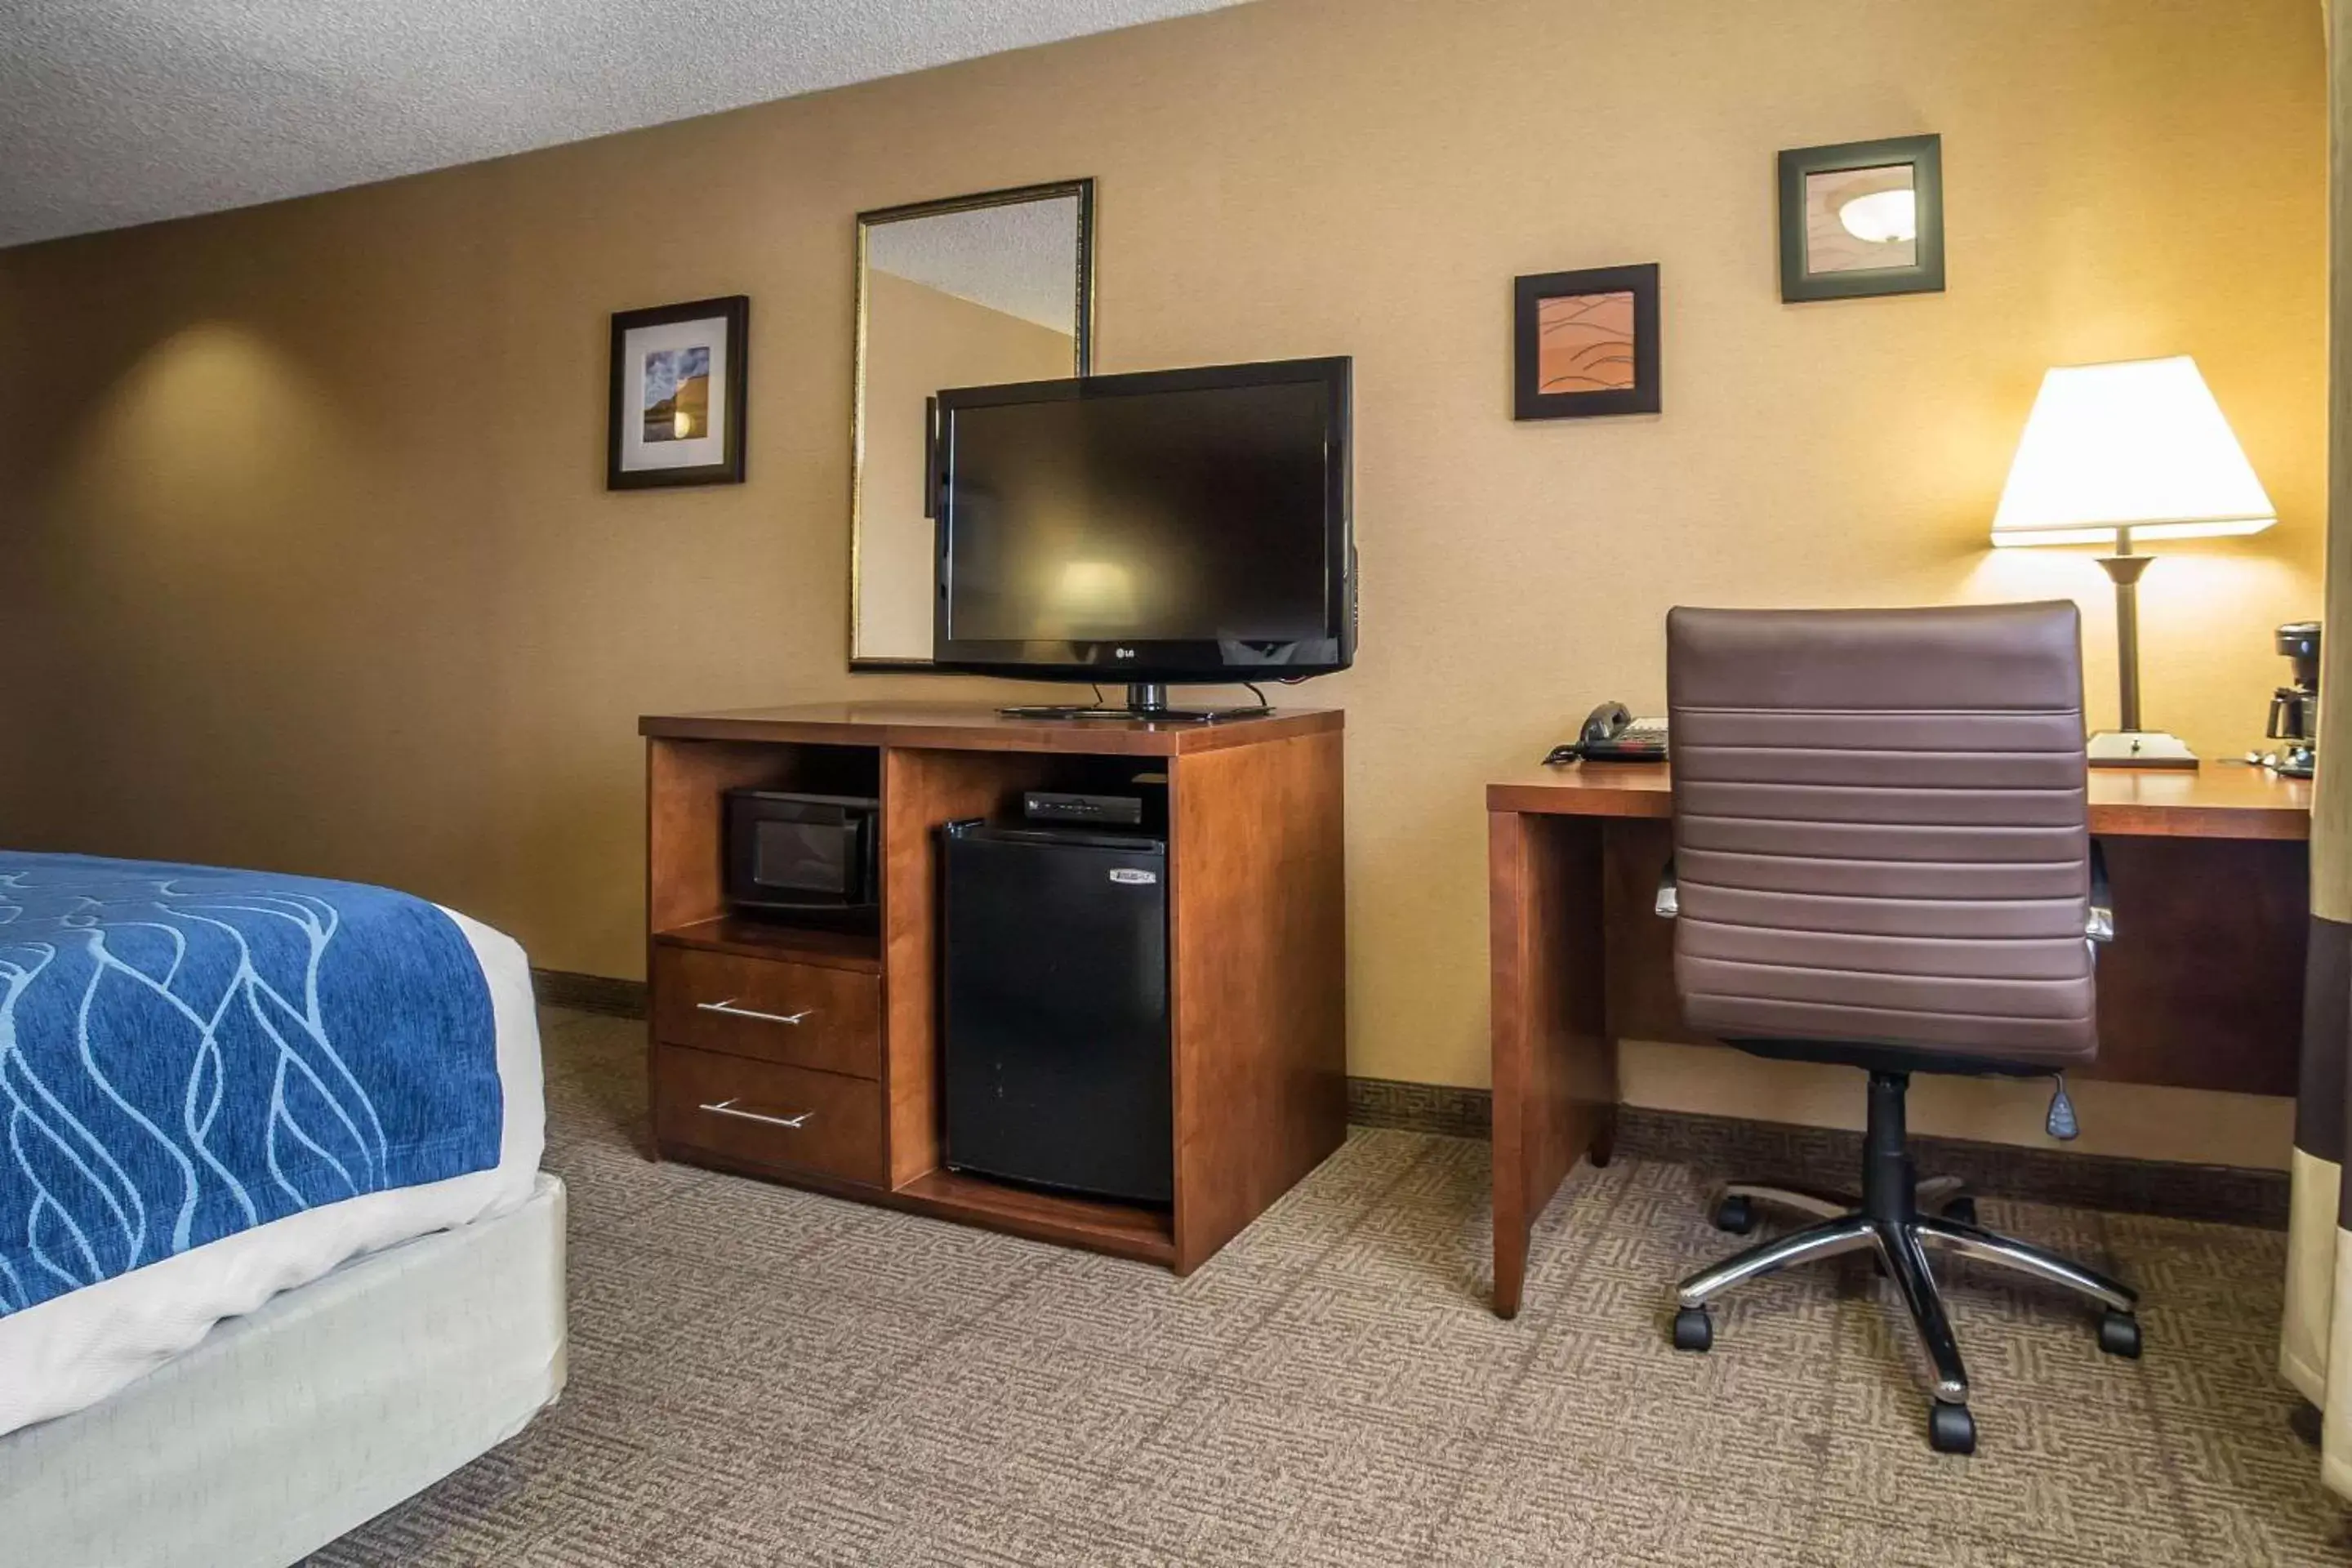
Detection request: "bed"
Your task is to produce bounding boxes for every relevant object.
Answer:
[0,853,563,1568]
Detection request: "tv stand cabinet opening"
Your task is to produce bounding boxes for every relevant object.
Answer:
[639,702,1348,1273]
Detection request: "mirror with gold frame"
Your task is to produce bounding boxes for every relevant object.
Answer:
[850,180,1095,666]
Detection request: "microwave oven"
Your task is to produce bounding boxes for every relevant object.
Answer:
[724,790,880,914]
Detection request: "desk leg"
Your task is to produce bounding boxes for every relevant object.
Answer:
[1490,810,1616,1319]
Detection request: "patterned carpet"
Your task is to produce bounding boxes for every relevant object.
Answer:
[307,1008,2350,1566]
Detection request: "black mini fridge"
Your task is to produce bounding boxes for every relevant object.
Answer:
[940,821,1173,1205]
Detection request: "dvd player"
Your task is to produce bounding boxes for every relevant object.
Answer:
[1022,791,1146,828]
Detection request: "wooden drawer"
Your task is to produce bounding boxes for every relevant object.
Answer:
[653,944,881,1079]
[653,1045,885,1187]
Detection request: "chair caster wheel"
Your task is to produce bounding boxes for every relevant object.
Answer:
[1928,1401,1976,1454]
[1944,1196,1978,1227]
[1672,1306,1713,1352]
[2099,1309,2142,1359]
[1712,1195,1755,1235]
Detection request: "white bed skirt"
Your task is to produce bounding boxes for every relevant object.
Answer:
[0,1172,568,1568]
[0,906,549,1438]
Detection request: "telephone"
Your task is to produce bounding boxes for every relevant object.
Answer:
[1544,702,1669,765]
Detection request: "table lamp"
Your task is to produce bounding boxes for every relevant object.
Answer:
[1990,355,2275,767]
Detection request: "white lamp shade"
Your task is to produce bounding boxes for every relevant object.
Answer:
[1989,356,2275,547]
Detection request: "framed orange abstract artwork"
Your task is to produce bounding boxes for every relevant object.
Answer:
[1513,263,1659,420]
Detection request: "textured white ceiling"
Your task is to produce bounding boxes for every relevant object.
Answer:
[0,0,1245,252]
[867,197,1084,331]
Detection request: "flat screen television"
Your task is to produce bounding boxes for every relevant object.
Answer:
[931,357,1353,705]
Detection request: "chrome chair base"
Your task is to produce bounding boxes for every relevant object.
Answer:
[1713,1174,1968,1232]
[1669,1072,2141,1455]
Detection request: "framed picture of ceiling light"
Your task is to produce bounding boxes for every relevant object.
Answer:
[1512,262,1661,420]
[1778,135,1944,302]
[607,295,749,489]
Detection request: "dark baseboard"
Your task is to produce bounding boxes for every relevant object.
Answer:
[532,969,649,1018]
[1610,1106,2288,1232]
[1339,1080,2284,1232]
[1346,1076,1493,1141]
[532,981,2285,1231]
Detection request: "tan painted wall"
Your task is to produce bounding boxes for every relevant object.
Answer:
[857,269,1076,658]
[0,0,2327,1165]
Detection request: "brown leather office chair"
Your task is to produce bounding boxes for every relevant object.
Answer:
[1660,601,2138,1456]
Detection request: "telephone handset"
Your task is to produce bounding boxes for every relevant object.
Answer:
[1544,702,1669,765]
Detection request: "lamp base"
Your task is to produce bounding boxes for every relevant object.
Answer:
[2087,729,2198,769]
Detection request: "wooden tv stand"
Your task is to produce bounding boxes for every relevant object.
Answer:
[638,702,1347,1273]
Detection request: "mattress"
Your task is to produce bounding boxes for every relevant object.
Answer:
[0,903,545,1436]
[0,1171,568,1568]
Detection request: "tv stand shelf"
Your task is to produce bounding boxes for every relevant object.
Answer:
[639,701,1347,1273]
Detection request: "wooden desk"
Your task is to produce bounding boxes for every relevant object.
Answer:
[1487,760,2311,1317]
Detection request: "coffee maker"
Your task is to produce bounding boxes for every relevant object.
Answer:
[2266,620,2320,778]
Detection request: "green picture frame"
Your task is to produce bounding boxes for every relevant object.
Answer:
[1777,135,1944,303]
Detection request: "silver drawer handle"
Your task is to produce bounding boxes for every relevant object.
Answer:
[697,998,813,1026]
[699,1098,813,1130]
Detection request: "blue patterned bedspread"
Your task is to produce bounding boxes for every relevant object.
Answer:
[0,853,501,1316]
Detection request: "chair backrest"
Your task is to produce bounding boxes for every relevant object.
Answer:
[1665,601,2096,1069]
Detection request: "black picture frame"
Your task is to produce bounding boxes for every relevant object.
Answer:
[1513,263,1661,421]
[606,294,750,489]
[1777,135,1944,303]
